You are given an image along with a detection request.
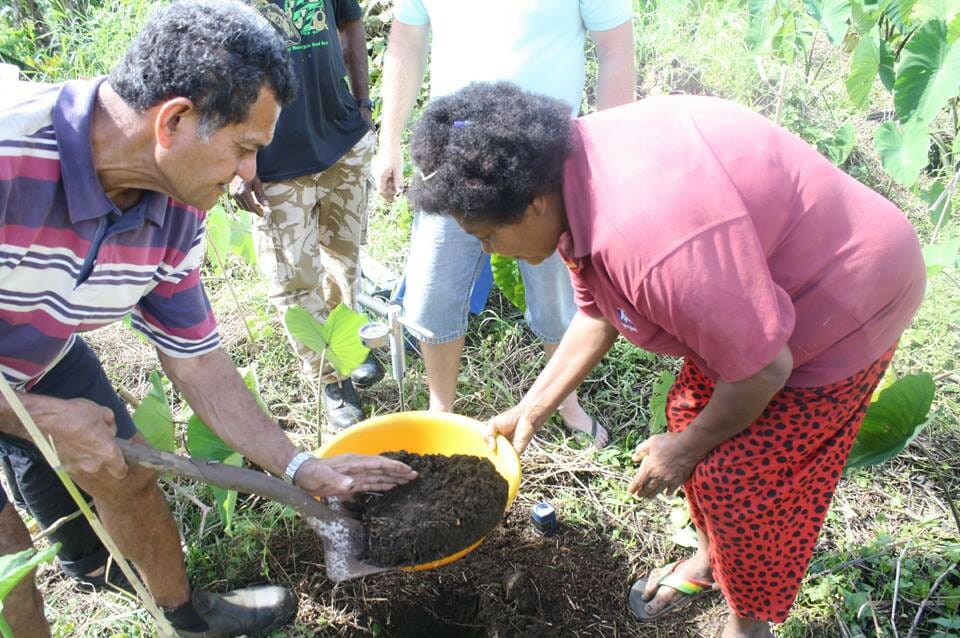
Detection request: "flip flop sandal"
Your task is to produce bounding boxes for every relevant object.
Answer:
[566,417,609,448]
[626,560,718,623]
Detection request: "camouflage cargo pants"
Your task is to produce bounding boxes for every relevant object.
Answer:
[254,130,375,384]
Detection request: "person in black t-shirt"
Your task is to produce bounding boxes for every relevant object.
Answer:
[233,0,383,433]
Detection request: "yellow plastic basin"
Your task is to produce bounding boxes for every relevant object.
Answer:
[315,411,521,570]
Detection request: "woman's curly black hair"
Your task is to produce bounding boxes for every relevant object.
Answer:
[409,82,572,225]
[109,0,296,136]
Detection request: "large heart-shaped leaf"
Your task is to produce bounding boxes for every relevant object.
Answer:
[894,20,960,124]
[922,238,960,276]
[284,306,330,359]
[211,453,244,534]
[747,0,778,51]
[851,0,892,34]
[229,210,257,267]
[846,372,935,470]
[491,254,527,313]
[805,0,853,44]
[0,544,59,603]
[847,31,882,108]
[285,304,370,377]
[132,370,175,453]
[318,304,371,377]
[874,118,930,186]
[913,0,960,24]
[648,370,676,435]
[918,179,954,226]
[818,121,856,165]
[204,204,231,275]
[886,0,921,30]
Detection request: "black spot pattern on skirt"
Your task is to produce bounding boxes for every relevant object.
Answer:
[665,346,896,623]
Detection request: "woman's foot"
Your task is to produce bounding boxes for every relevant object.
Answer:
[638,551,713,618]
[558,395,609,447]
[721,614,774,638]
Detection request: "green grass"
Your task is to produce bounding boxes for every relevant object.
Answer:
[2,0,959,635]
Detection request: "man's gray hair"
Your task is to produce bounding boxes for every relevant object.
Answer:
[109,0,296,136]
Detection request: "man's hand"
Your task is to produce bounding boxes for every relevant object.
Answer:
[293,454,417,498]
[485,405,543,455]
[628,432,704,499]
[229,175,271,217]
[359,106,374,130]
[372,142,404,201]
[36,398,128,479]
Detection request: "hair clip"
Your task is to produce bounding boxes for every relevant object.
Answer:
[452,119,474,129]
[420,169,439,182]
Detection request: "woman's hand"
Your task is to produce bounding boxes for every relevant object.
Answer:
[628,432,704,499]
[485,405,543,454]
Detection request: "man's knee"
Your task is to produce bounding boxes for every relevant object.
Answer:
[75,462,158,507]
[0,501,33,553]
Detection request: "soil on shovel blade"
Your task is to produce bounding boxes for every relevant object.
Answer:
[351,451,510,567]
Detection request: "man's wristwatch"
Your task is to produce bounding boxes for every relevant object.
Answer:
[282,450,315,484]
[356,97,374,110]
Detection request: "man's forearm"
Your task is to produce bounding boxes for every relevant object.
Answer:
[519,312,619,426]
[159,348,298,477]
[0,392,61,439]
[378,22,429,148]
[679,346,794,458]
[339,19,370,101]
[593,21,636,110]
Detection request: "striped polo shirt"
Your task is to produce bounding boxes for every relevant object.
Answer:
[0,78,220,389]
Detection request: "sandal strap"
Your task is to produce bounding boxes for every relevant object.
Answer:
[652,559,715,595]
[657,573,712,595]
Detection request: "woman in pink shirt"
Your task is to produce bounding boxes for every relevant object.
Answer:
[408,82,925,637]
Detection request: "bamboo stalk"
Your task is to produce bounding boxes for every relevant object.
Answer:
[0,376,175,637]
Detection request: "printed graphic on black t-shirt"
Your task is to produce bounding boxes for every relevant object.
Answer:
[252,0,368,182]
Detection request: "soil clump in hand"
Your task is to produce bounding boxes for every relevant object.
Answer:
[352,451,508,567]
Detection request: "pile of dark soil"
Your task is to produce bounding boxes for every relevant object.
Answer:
[273,508,719,637]
[352,451,509,567]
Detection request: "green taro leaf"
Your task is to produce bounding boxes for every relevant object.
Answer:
[880,38,898,89]
[211,453,243,534]
[132,370,175,453]
[846,372,935,470]
[648,371,676,435]
[283,306,330,360]
[184,367,262,532]
[894,20,960,124]
[229,210,257,267]
[204,204,231,275]
[284,304,370,377]
[805,0,853,44]
[922,238,960,276]
[886,0,921,29]
[818,121,857,164]
[490,254,527,312]
[919,179,954,226]
[851,0,892,34]
[0,545,59,604]
[913,0,960,24]
[848,30,882,108]
[874,118,930,186]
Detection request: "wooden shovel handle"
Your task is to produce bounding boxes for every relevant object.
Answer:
[116,439,337,522]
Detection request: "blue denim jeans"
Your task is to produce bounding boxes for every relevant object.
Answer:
[402,212,576,343]
[0,337,137,578]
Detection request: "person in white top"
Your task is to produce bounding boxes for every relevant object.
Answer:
[373,0,635,445]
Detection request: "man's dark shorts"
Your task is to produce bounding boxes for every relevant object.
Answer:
[0,338,137,577]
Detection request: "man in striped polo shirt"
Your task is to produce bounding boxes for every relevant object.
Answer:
[0,2,416,636]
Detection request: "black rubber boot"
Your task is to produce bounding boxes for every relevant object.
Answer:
[167,585,297,637]
[322,379,364,431]
[350,353,385,389]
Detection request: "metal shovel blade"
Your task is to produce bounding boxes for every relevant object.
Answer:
[303,514,390,582]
